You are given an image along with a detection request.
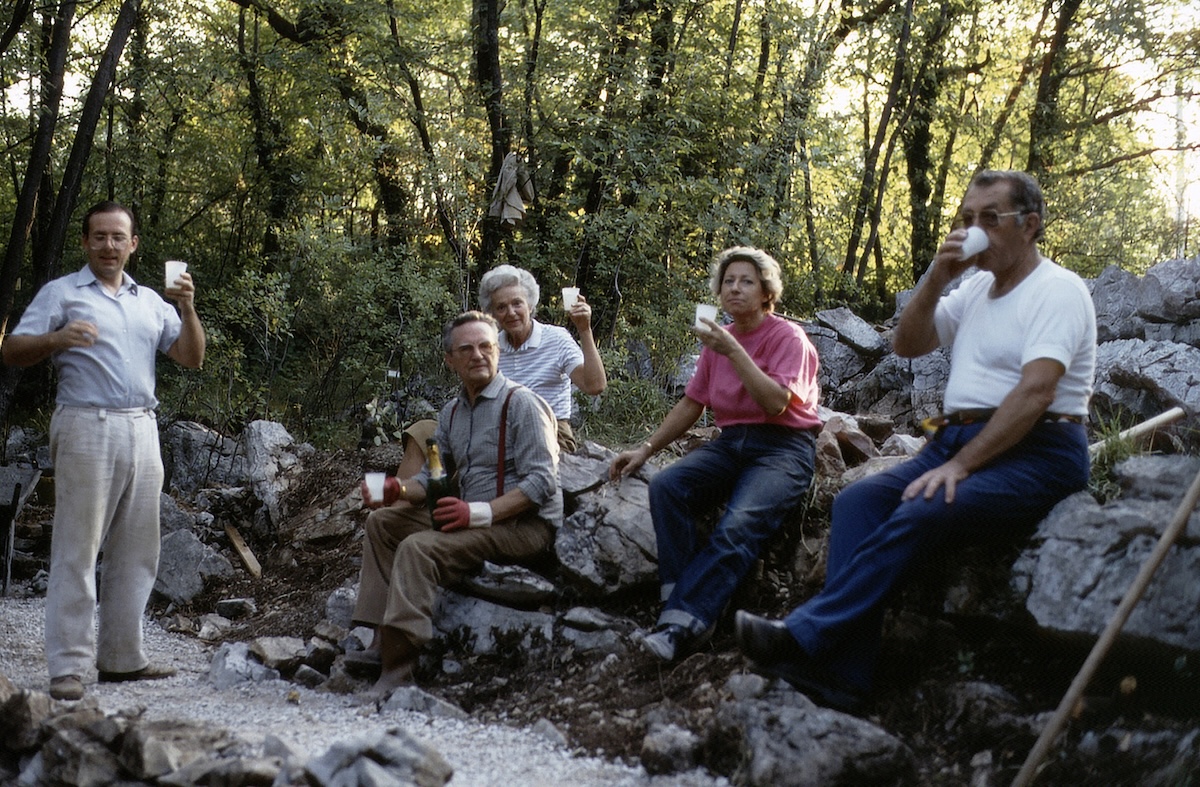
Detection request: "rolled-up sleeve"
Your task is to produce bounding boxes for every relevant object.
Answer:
[508,389,560,505]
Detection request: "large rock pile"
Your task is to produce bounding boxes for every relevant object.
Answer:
[3,256,1199,785]
[0,672,452,786]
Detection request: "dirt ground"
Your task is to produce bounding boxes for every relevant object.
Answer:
[8,448,1197,786]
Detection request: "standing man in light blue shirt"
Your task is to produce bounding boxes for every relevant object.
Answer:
[3,201,206,701]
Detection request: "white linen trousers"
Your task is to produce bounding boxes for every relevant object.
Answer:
[45,405,163,678]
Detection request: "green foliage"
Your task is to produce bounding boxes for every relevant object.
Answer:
[575,376,674,449]
[362,396,407,446]
[956,648,976,676]
[2,0,1197,447]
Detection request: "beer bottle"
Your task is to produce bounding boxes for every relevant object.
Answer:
[425,439,451,516]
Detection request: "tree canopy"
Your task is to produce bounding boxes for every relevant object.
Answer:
[2,0,1197,443]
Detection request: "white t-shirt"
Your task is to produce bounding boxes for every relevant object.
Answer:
[935,259,1096,416]
[498,320,584,420]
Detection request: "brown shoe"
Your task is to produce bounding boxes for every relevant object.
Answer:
[368,627,417,699]
[342,648,383,679]
[98,663,177,683]
[49,675,85,701]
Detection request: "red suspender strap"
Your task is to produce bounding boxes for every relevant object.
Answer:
[496,388,517,497]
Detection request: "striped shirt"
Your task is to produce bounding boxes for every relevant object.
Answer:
[497,320,584,420]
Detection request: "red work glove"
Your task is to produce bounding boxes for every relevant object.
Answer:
[432,497,493,532]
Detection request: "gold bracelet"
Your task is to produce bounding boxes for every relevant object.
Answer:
[398,483,407,501]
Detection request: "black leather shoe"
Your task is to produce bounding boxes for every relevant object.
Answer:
[735,610,807,664]
[735,610,865,713]
[98,663,177,683]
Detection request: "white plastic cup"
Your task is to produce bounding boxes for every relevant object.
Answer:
[960,226,989,259]
[694,303,719,330]
[365,472,386,502]
[562,287,580,310]
[165,260,188,288]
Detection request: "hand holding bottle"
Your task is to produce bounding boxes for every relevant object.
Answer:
[432,497,493,532]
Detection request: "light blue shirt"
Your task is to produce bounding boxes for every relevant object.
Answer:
[12,265,182,409]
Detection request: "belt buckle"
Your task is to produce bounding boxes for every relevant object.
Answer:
[920,415,947,434]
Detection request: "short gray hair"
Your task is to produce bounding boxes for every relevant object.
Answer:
[709,247,783,311]
[479,264,540,312]
[969,170,1047,241]
[442,311,500,352]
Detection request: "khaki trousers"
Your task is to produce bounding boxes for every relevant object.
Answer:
[353,504,554,646]
[46,406,163,678]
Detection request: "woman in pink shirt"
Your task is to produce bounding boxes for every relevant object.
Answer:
[610,247,821,661]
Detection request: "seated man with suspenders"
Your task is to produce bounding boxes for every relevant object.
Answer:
[351,311,563,698]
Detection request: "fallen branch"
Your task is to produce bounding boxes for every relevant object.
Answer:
[1088,406,1186,458]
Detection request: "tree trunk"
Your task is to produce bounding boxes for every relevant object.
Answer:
[978,3,1051,173]
[843,0,914,285]
[1027,0,1083,181]
[237,9,301,260]
[474,0,510,280]
[0,0,141,423]
[0,0,34,55]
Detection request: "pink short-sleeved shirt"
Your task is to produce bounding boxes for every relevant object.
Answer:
[685,313,821,430]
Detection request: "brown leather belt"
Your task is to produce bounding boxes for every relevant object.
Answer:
[921,408,1083,433]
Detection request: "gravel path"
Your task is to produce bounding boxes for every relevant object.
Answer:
[0,596,724,786]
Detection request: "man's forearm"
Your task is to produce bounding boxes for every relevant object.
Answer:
[489,488,534,522]
[949,359,1063,473]
[168,306,206,368]
[892,275,946,358]
[2,333,56,367]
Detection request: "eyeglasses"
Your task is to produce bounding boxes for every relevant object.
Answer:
[86,233,132,248]
[451,342,496,358]
[953,209,1025,230]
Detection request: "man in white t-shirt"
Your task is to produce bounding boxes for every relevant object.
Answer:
[735,170,1096,713]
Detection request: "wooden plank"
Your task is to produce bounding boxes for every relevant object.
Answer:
[224,522,262,579]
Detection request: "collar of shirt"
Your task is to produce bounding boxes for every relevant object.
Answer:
[75,264,138,295]
[458,371,510,406]
[499,320,544,353]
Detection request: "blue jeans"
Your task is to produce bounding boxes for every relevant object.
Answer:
[785,420,1089,691]
[650,424,816,632]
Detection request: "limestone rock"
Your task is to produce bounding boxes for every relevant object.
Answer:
[432,590,555,656]
[816,306,888,357]
[303,726,452,787]
[207,642,281,689]
[249,636,307,672]
[458,561,557,608]
[1012,456,1200,653]
[713,686,914,787]
[555,474,658,597]
[153,529,234,605]
[640,722,701,775]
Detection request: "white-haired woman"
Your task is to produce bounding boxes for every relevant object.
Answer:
[479,264,606,452]
[609,247,821,662]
